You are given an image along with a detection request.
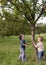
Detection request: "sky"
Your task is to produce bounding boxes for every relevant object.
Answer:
[37,17,46,24]
[0,0,46,24]
[37,0,46,24]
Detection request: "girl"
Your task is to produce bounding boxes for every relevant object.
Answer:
[34,36,44,60]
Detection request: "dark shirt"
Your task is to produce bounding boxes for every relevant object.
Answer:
[20,39,26,50]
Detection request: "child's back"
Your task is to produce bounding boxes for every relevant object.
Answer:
[37,42,44,52]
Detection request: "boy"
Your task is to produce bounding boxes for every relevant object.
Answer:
[18,34,27,62]
[34,36,44,60]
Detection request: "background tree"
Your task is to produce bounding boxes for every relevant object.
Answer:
[0,0,46,57]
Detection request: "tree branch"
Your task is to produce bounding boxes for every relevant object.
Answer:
[7,0,23,13]
[0,5,14,10]
[24,13,31,23]
[7,0,32,22]
[0,13,19,22]
[36,7,44,22]
[21,0,31,12]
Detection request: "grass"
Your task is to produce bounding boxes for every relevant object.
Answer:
[0,34,46,65]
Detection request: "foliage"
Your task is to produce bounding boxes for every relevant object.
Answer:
[0,17,31,36]
[36,24,46,34]
[0,0,46,25]
[0,17,46,36]
[0,0,46,36]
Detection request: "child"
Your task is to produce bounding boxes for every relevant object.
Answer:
[34,36,44,60]
[18,34,27,62]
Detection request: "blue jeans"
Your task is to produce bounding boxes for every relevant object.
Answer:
[18,48,26,62]
[38,51,44,60]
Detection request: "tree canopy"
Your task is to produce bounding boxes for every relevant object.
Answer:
[0,0,46,24]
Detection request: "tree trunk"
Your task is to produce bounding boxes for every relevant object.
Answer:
[31,24,37,59]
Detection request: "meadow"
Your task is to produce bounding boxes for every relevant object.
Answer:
[0,34,46,65]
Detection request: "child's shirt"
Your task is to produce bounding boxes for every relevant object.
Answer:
[20,39,26,50]
[35,42,44,52]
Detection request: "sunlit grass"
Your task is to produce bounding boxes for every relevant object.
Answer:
[0,34,46,65]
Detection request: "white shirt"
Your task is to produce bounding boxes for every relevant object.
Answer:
[35,42,44,52]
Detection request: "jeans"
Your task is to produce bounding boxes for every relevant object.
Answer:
[38,51,44,60]
[18,48,26,62]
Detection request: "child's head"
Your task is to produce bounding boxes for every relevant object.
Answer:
[19,34,24,40]
[38,36,43,42]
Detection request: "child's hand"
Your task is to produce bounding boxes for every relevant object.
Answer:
[26,45,28,48]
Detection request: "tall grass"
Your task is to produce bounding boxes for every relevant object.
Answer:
[0,34,46,65]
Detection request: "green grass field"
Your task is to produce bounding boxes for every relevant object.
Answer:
[0,34,46,65]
